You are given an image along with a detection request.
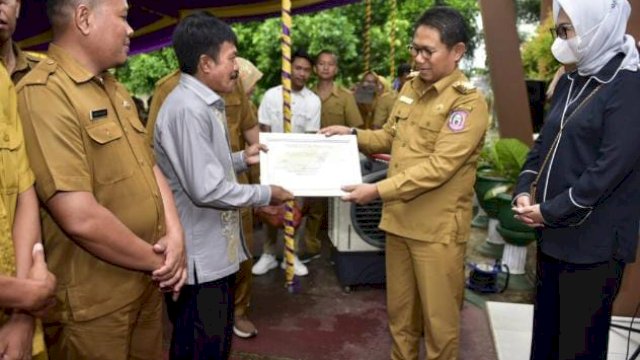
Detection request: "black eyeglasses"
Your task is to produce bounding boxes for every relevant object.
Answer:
[407,44,437,59]
[549,24,575,40]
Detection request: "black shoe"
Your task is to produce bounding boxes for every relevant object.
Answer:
[299,252,321,264]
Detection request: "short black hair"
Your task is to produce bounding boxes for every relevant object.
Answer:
[397,63,412,77]
[315,49,338,64]
[47,0,97,30]
[292,49,314,67]
[172,11,237,75]
[414,6,469,48]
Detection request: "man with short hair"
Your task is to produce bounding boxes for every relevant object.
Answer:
[253,49,321,277]
[16,0,187,358]
[0,0,45,83]
[321,7,489,359]
[154,12,293,359]
[146,60,263,339]
[301,49,363,262]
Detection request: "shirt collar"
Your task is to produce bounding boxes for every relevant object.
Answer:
[47,43,95,84]
[13,44,29,75]
[292,85,312,98]
[179,73,224,110]
[568,52,626,84]
[311,83,340,98]
[411,68,464,97]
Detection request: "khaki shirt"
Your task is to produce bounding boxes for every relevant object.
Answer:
[16,44,165,322]
[11,45,44,84]
[146,70,257,182]
[357,69,488,243]
[311,83,363,128]
[372,91,397,128]
[0,65,43,354]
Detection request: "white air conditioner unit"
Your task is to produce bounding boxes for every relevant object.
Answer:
[329,197,385,252]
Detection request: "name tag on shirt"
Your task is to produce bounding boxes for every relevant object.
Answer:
[399,96,414,105]
[90,109,108,120]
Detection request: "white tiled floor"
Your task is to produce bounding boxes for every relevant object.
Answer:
[487,301,640,360]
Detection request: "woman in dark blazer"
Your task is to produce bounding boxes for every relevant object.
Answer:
[513,0,640,359]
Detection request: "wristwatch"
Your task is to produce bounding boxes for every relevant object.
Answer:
[350,127,358,136]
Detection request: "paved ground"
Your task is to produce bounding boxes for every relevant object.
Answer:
[165,223,536,359]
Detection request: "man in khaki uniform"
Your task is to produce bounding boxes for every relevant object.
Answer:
[0,0,47,84]
[16,0,186,358]
[302,50,363,260]
[146,59,262,338]
[321,7,488,360]
[0,63,54,360]
[373,66,413,129]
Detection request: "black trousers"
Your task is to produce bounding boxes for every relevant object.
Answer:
[530,250,625,360]
[166,273,236,360]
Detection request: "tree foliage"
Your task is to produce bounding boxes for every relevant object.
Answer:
[515,0,541,23]
[116,0,481,96]
[521,14,560,81]
[115,48,178,95]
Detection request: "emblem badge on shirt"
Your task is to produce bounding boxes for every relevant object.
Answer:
[448,110,468,132]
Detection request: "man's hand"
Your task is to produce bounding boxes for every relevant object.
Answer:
[0,313,35,360]
[513,203,545,228]
[152,232,187,299]
[341,184,379,205]
[318,126,351,137]
[244,144,268,166]
[25,244,56,317]
[269,185,294,205]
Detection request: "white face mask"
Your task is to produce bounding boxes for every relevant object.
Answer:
[551,37,581,64]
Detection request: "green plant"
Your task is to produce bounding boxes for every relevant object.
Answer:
[521,11,561,82]
[481,138,530,199]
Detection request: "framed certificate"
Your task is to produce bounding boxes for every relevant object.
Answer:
[259,133,363,197]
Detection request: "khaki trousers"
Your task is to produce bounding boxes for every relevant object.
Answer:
[386,233,466,360]
[302,197,327,254]
[44,282,162,360]
[235,207,254,317]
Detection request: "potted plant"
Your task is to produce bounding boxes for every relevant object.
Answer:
[473,139,513,258]
[482,138,536,290]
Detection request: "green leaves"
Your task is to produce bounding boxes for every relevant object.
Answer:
[521,13,561,81]
[494,138,530,183]
[115,0,482,97]
[115,47,178,95]
[480,138,530,184]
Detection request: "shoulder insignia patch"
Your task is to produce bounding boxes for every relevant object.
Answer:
[17,59,57,89]
[452,81,476,94]
[448,110,468,132]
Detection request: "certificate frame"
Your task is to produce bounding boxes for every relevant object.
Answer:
[259,133,363,197]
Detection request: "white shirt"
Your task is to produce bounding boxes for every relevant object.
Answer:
[258,85,321,133]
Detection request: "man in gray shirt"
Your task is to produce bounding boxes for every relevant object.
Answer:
[153,12,293,360]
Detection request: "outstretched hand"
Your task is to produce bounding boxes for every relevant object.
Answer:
[318,126,351,137]
[341,183,379,205]
[244,143,268,166]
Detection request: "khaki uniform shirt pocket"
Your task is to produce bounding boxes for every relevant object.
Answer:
[413,116,443,151]
[0,125,22,195]
[85,120,134,184]
[323,107,345,127]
